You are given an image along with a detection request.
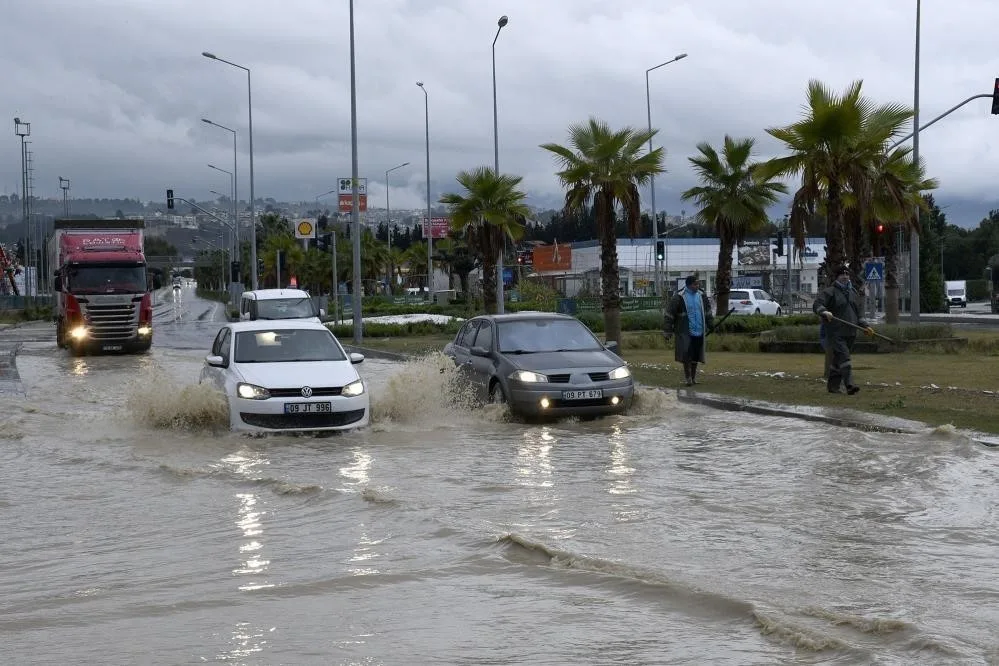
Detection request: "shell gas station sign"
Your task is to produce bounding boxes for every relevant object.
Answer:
[294,218,317,239]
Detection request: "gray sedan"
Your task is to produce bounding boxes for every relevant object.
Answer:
[443,312,635,418]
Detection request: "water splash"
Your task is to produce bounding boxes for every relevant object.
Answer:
[125,370,229,432]
[370,352,480,425]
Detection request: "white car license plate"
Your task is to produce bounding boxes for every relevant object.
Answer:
[102,344,123,352]
[562,390,603,400]
[284,402,332,414]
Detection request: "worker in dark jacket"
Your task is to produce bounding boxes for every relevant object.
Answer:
[813,265,875,394]
[663,275,714,386]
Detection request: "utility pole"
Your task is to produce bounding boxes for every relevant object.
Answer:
[331,231,338,322]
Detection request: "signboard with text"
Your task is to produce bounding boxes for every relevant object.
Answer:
[338,177,368,213]
[338,194,368,212]
[337,177,367,195]
[422,217,450,239]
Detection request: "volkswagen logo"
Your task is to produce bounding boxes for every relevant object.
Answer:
[300,386,313,398]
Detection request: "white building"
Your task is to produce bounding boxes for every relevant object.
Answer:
[531,237,829,299]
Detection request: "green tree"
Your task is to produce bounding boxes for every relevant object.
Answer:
[681,135,787,315]
[761,80,912,287]
[439,167,529,314]
[541,118,664,343]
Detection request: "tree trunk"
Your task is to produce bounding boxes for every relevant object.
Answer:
[481,257,498,314]
[715,234,735,316]
[597,192,622,344]
[884,223,900,324]
[824,181,847,287]
[457,271,469,298]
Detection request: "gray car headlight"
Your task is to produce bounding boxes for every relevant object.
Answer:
[342,379,365,396]
[609,366,631,380]
[237,382,271,400]
[510,370,548,383]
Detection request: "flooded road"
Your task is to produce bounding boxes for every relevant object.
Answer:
[2,286,998,664]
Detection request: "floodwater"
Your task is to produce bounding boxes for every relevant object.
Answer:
[1,287,998,665]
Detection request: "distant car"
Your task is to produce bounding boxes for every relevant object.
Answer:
[443,312,634,418]
[238,288,324,322]
[199,320,368,433]
[727,289,782,316]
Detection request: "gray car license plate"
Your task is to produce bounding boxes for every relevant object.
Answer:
[562,390,603,400]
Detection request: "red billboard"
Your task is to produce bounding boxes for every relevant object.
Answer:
[532,243,572,272]
[422,217,450,239]
[339,193,367,213]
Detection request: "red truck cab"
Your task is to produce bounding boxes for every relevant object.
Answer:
[50,219,153,355]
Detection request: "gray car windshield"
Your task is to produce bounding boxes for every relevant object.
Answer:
[497,319,602,353]
[234,329,346,363]
[255,298,316,320]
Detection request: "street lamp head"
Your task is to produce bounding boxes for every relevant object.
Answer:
[208,164,217,169]
[675,53,688,61]
[13,117,19,124]
[498,15,508,28]
[201,118,212,125]
[416,81,424,88]
[401,161,411,167]
[202,51,217,59]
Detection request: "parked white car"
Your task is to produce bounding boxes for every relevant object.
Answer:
[238,288,323,322]
[727,289,782,316]
[199,320,369,433]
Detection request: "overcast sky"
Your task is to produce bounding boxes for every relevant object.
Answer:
[4,0,999,225]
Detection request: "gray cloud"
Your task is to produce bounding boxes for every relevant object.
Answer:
[4,0,999,224]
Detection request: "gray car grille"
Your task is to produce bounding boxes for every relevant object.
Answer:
[545,372,610,384]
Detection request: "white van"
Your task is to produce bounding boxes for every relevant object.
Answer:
[944,280,967,308]
[238,289,324,322]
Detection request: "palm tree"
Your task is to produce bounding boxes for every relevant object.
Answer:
[760,80,912,287]
[403,241,429,289]
[681,136,787,315]
[541,117,664,343]
[439,167,529,314]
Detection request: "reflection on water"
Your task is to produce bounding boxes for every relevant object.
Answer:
[348,529,384,577]
[517,428,555,490]
[70,358,88,376]
[339,448,372,487]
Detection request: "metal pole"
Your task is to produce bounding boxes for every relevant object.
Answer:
[493,16,508,314]
[246,71,257,290]
[644,54,688,299]
[231,130,239,281]
[349,0,363,343]
[276,249,281,289]
[331,231,338,322]
[909,0,921,323]
[417,82,432,303]
[385,162,409,295]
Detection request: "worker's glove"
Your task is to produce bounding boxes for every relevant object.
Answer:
[821,311,834,322]
[863,327,875,337]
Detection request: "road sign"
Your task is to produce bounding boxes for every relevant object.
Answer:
[422,217,450,239]
[339,194,368,213]
[337,177,367,195]
[864,261,884,282]
[294,218,317,239]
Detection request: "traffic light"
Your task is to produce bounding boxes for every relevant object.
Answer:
[655,241,665,261]
[166,189,174,209]
[875,223,885,234]
[517,253,525,265]
[992,78,999,115]
[773,232,784,257]
[276,250,286,275]
[316,233,331,252]
[230,261,240,282]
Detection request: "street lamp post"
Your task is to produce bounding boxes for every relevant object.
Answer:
[14,118,31,297]
[348,0,363,343]
[201,118,239,282]
[207,164,236,257]
[385,161,410,294]
[492,15,509,314]
[58,177,70,217]
[417,82,433,301]
[644,53,688,299]
[201,51,257,290]
[909,0,921,323]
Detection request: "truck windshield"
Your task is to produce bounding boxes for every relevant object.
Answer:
[67,264,147,294]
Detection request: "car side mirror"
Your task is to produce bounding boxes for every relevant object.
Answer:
[604,340,619,352]
[349,352,364,364]
[205,354,226,368]
[53,276,62,292]
[470,346,490,357]
[319,309,327,318]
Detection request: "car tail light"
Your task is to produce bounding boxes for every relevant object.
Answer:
[739,300,751,305]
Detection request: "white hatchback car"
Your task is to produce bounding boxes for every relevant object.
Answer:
[239,288,323,322]
[199,320,369,433]
[728,289,782,316]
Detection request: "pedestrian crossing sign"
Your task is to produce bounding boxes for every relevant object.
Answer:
[864,261,884,281]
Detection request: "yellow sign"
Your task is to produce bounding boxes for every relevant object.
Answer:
[295,219,316,239]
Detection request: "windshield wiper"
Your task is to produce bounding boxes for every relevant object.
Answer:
[504,349,538,354]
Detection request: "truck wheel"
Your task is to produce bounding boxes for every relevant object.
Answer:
[56,319,66,349]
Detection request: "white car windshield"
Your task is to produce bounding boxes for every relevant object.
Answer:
[234,329,346,363]
[254,298,316,319]
[497,319,602,353]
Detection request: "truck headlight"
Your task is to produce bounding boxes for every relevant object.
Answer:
[342,379,365,397]
[237,382,270,400]
[137,326,152,336]
[70,326,88,340]
[510,370,548,383]
[609,366,631,380]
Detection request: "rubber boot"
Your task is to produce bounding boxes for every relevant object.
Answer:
[683,363,692,386]
[690,363,698,385]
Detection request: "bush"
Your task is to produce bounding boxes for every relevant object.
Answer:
[328,319,463,338]
[768,322,954,343]
[967,279,989,302]
[516,281,560,311]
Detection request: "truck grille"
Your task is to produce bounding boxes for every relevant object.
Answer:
[83,301,138,341]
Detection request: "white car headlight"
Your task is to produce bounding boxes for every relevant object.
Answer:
[237,382,270,400]
[609,366,631,380]
[510,370,548,383]
[342,379,365,397]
